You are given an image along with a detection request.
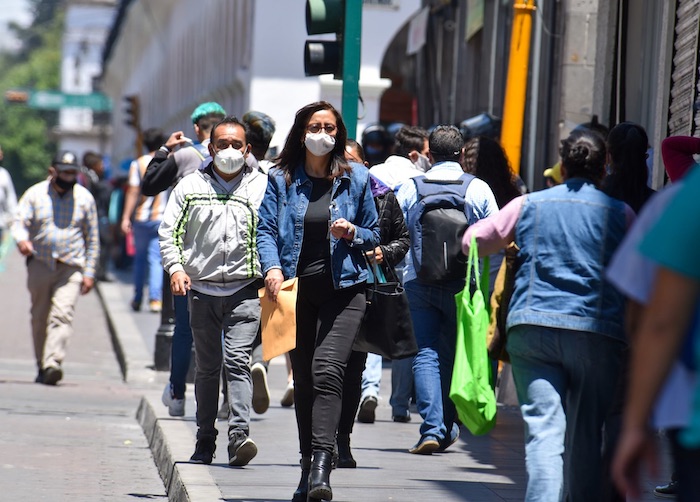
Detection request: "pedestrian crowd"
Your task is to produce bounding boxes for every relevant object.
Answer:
[3,98,699,502]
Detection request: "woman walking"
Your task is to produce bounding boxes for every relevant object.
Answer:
[463,129,635,501]
[257,101,379,501]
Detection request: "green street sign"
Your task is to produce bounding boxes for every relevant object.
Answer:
[5,90,112,111]
[25,90,112,111]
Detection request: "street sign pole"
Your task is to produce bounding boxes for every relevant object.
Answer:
[342,0,362,139]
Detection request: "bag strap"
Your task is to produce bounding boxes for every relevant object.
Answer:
[466,235,489,297]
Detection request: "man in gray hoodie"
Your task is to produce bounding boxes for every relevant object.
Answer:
[159,116,267,467]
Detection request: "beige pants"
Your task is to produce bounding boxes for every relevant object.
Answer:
[27,258,82,370]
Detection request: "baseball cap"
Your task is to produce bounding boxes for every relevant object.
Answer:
[543,162,563,184]
[191,102,226,124]
[52,150,80,171]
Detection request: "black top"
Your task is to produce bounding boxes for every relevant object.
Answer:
[297,176,333,277]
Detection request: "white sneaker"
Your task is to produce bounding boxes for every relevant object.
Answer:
[251,362,270,414]
[280,381,294,407]
[162,383,185,417]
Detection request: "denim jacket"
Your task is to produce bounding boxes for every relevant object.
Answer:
[257,163,380,289]
[508,179,629,340]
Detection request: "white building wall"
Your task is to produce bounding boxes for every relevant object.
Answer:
[102,0,420,165]
[58,1,116,159]
[101,0,253,164]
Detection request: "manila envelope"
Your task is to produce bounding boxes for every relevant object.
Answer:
[258,277,298,361]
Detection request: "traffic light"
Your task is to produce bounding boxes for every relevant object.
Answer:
[304,0,344,77]
[304,0,362,137]
[123,95,141,131]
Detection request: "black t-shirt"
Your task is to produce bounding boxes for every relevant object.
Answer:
[297,176,333,277]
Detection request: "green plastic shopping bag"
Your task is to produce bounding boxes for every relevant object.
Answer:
[449,236,497,435]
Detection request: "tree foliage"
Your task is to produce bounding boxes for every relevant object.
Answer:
[0,0,64,195]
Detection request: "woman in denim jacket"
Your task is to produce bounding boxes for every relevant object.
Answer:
[257,101,379,502]
[463,129,635,502]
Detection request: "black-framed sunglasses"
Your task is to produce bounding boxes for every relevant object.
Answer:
[307,123,337,134]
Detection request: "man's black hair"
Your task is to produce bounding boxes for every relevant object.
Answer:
[429,125,463,163]
[209,116,250,144]
[394,126,428,158]
[143,127,167,152]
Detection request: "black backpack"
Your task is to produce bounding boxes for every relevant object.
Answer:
[407,173,475,283]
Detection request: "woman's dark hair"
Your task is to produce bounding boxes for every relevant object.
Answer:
[275,101,350,186]
[602,122,653,213]
[559,129,607,184]
[462,136,521,208]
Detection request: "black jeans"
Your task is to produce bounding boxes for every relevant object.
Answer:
[338,350,367,435]
[291,272,365,456]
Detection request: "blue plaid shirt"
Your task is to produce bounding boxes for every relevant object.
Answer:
[12,180,99,278]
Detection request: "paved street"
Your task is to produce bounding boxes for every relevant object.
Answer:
[0,245,671,501]
[0,250,166,501]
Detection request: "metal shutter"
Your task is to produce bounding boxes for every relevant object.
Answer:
[668,0,700,136]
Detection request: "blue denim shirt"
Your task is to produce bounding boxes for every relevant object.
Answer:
[507,179,629,340]
[257,162,380,289]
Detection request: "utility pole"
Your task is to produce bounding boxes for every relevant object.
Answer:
[500,0,536,175]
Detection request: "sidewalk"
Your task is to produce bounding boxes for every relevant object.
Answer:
[97,266,672,502]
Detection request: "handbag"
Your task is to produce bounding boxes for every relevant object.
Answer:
[487,242,519,362]
[353,261,418,360]
[449,236,497,435]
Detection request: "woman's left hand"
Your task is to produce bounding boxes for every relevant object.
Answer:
[330,218,355,240]
[365,246,384,264]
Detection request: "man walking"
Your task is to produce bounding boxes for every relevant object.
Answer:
[396,125,498,454]
[141,102,226,417]
[121,128,168,313]
[12,150,99,385]
[159,116,267,466]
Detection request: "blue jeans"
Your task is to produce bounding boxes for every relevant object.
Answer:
[169,292,193,398]
[405,279,463,443]
[390,356,413,417]
[361,352,382,399]
[131,220,162,304]
[507,325,625,502]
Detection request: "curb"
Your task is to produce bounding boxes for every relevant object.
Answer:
[137,395,223,502]
[94,283,128,380]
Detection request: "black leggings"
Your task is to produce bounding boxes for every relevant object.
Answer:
[290,272,366,456]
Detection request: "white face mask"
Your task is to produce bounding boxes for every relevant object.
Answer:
[305,132,336,157]
[413,154,431,173]
[214,146,246,175]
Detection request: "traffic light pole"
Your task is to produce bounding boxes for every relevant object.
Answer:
[341,0,362,139]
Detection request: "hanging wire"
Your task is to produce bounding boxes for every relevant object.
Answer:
[536,0,562,39]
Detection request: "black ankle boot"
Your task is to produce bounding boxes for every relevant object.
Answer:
[336,434,356,468]
[291,457,311,502]
[308,450,333,501]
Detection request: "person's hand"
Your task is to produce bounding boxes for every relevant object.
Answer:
[16,240,34,256]
[165,131,192,151]
[366,246,384,264]
[170,271,191,296]
[612,426,658,499]
[81,276,95,295]
[120,218,131,235]
[330,218,355,241]
[264,268,284,302]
